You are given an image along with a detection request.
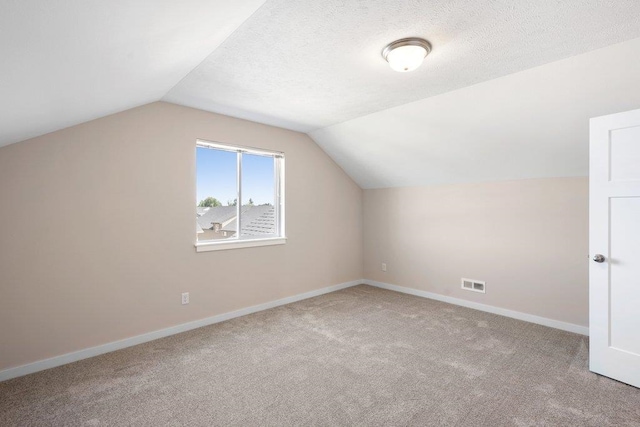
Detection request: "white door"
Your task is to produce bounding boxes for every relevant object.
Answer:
[590,108,640,388]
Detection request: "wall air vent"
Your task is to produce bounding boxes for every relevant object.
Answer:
[462,278,485,294]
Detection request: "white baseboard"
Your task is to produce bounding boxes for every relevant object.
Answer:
[0,279,363,382]
[1,279,588,382]
[364,279,589,336]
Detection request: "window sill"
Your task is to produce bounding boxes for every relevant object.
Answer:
[195,237,287,252]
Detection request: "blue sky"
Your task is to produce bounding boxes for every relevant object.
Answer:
[196,147,274,206]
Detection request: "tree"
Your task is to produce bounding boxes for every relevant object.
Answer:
[248,198,254,206]
[198,197,221,208]
[227,198,237,206]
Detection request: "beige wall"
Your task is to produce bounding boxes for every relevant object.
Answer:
[0,102,363,371]
[0,101,590,372]
[363,177,589,326]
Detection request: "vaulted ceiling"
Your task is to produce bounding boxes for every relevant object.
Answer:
[2,0,640,188]
[0,0,266,147]
[311,38,640,187]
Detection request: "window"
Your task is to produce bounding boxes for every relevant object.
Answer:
[195,140,285,252]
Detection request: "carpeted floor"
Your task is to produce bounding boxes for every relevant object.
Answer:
[1,285,639,426]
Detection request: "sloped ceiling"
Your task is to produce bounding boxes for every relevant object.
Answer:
[2,1,640,188]
[310,38,640,188]
[164,0,640,131]
[0,0,266,147]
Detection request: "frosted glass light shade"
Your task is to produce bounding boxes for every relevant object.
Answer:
[382,38,431,72]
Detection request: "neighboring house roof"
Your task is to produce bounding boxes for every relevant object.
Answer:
[223,205,276,236]
[243,206,276,236]
[196,206,240,231]
[196,205,276,237]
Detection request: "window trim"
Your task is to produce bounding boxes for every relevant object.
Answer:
[195,237,287,252]
[194,139,285,251]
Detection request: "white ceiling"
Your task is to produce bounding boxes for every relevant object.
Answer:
[0,0,265,147]
[310,37,640,188]
[164,0,640,132]
[2,1,640,188]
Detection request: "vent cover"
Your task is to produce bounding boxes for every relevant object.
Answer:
[461,278,485,293]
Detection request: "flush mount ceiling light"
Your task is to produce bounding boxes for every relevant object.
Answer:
[382,38,432,72]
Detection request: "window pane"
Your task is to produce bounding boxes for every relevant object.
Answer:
[241,153,276,237]
[196,147,238,241]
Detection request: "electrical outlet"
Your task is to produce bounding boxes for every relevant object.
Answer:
[181,292,189,305]
[381,263,387,272]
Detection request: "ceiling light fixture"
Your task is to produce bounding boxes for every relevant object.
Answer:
[382,38,431,72]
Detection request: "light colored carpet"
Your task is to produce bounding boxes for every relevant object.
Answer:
[1,285,639,426]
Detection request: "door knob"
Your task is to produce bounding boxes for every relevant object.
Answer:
[593,254,606,263]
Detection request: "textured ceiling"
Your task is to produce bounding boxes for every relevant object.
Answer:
[164,0,640,132]
[310,37,640,188]
[3,1,640,188]
[0,0,265,147]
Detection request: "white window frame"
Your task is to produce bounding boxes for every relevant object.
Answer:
[195,139,285,252]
